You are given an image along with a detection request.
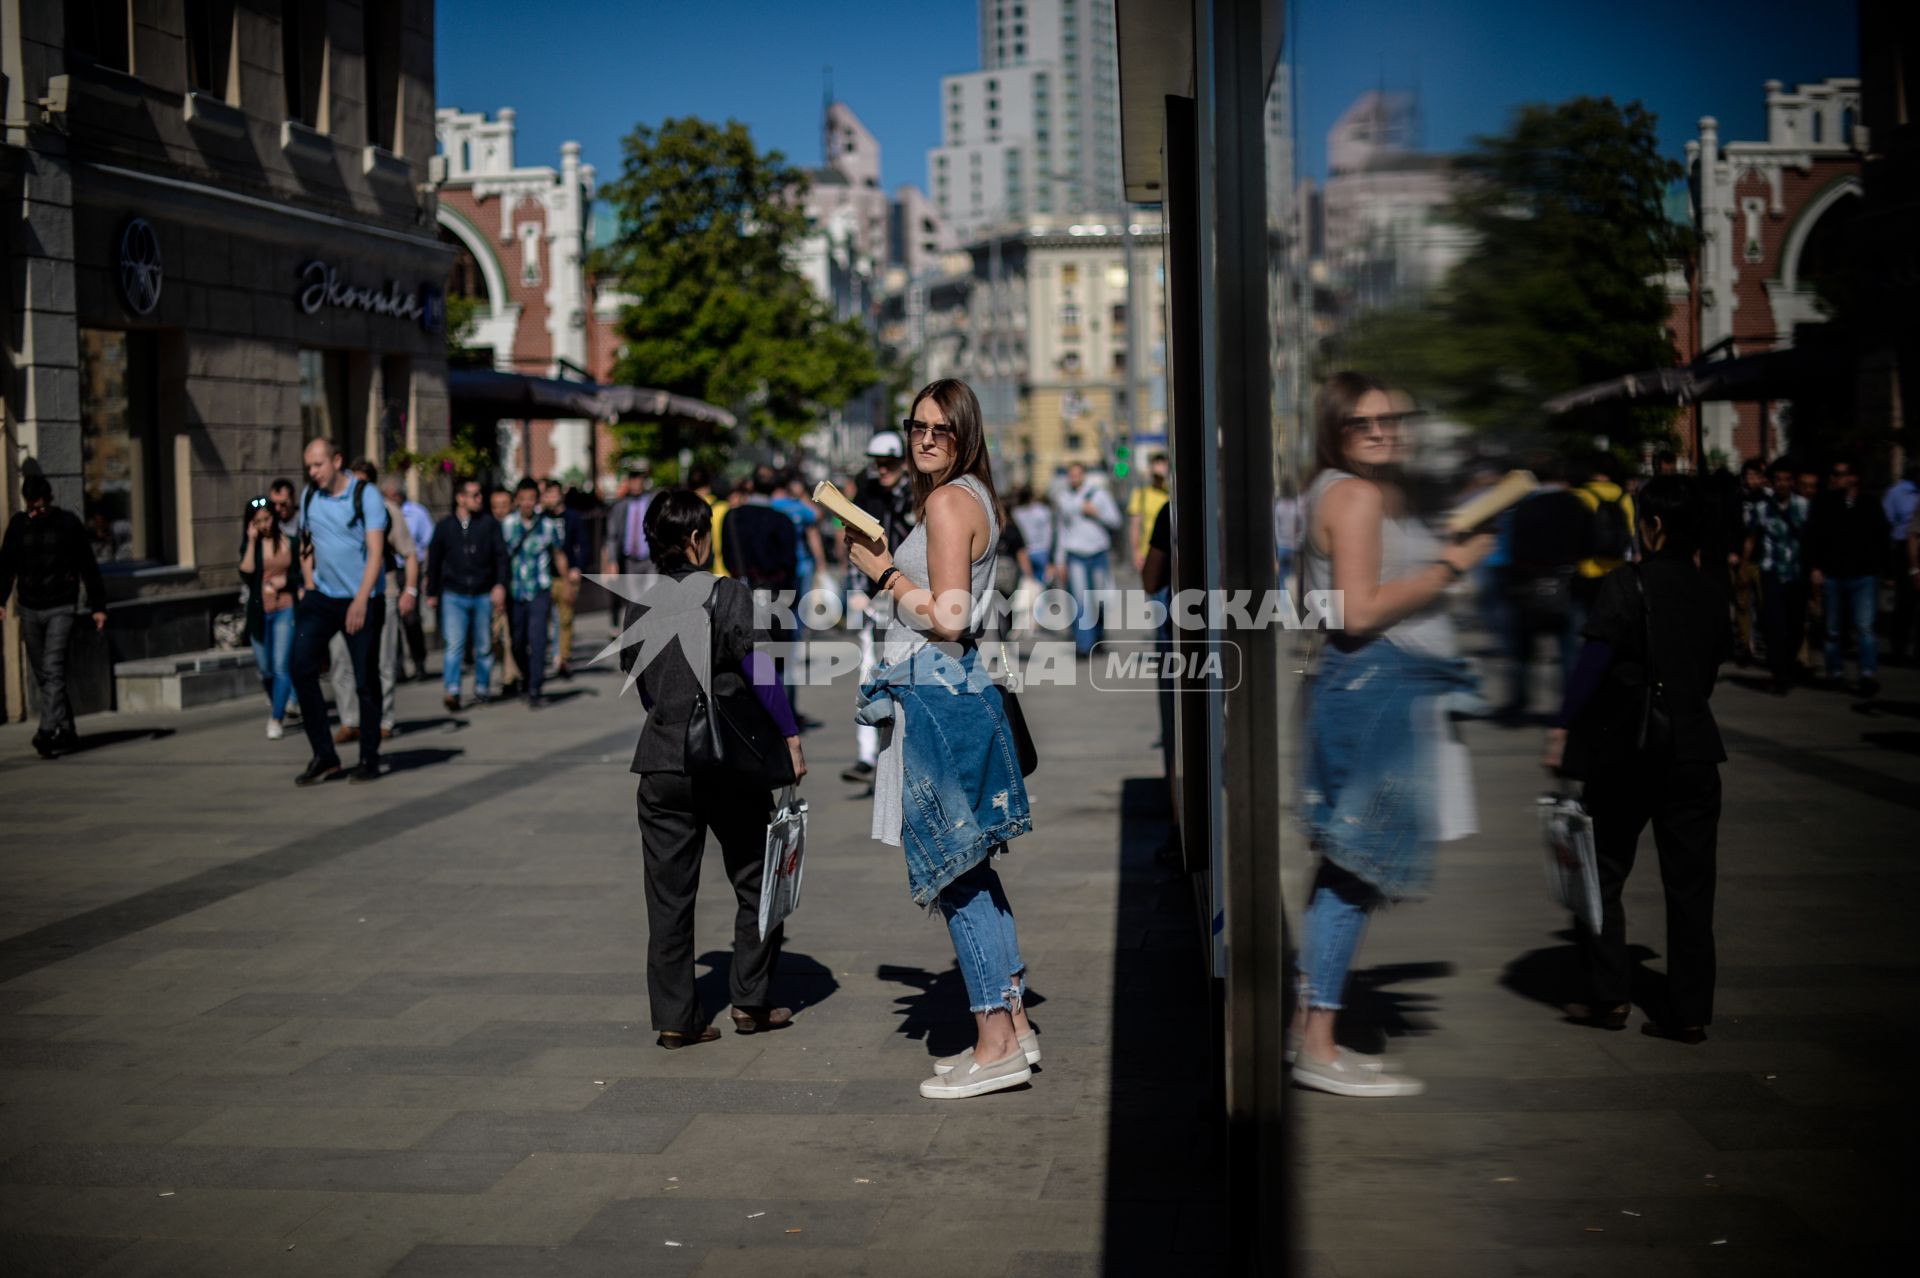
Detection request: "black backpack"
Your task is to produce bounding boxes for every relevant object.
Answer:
[303,479,401,573]
[1588,490,1632,561]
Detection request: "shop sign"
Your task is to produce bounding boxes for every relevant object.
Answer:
[297,260,443,332]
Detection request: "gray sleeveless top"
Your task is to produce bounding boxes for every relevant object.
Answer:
[872,474,1000,845]
[1301,468,1457,659]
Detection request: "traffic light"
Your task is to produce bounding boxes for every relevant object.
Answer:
[1114,437,1132,479]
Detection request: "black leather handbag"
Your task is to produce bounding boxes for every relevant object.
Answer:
[997,683,1039,777]
[684,598,797,788]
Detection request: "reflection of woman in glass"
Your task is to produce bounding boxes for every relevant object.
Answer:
[1291,372,1494,1097]
[239,497,296,738]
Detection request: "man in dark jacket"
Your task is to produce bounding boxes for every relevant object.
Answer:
[425,477,509,711]
[0,474,109,757]
[541,479,590,678]
[1808,457,1891,696]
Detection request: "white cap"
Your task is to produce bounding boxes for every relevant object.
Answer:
[866,431,905,459]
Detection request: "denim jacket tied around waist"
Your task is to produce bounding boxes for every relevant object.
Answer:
[1300,637,1475,902]
[855,642,1033,905]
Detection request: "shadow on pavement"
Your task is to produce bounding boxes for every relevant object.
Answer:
[698,949,842,1026]
[876,961,1049,1060]
[1862,730,1920,754]
[393,716,469,735]
[47,728,176,756]
[1500,930,1660,1023]
[381,747,465,775]
[1106,776,1225,1264]
[1339,959,1455,1054]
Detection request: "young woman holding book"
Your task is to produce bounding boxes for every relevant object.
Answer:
[844,379,1037,1100]
[1291,372,1495,1098]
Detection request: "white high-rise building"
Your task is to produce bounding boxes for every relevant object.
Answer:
[929,0,1125,241]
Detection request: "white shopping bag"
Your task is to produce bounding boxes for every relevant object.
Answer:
[1537,793,1602,935]
[758,787,808,941]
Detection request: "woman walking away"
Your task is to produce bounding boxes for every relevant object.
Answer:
[623,489,807,1048]
[239,496,296,738]
[847,378,1038,1100]
[1545,476,1729,1044]
[1292,372,1495,1098]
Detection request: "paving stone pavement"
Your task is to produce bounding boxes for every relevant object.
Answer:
[2,615,1914,1275]
[1283,646,1918,1276]
[0,618,1217,1276]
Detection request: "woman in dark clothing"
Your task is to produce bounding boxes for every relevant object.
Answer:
[623,489,808,1048]
[1545,476,1730,1044]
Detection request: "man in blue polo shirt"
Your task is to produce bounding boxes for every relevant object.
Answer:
[289,437,389,785]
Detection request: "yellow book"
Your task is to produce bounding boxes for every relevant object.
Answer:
[812,480,884,543]
[1448,469,1538,536]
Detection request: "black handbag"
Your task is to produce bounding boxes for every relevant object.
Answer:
[997,683,1039,777]
[684,598,797,788]
[1630,566,1674,753]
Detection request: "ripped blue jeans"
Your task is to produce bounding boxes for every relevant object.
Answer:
[937,857,1025,1013]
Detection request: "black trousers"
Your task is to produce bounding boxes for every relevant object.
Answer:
[290,592,384,767]
[1582,759,1722,1027]
[1759,575,1807,686]
[635,771,779,1033]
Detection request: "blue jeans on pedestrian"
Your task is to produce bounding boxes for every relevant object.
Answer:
[1065,548,1111,655]
[1298,860,1380,1011]
[936,857,1025,1014]
[509,591,553,697]
[1823,575,1878,679]
[251,607,295,720]
[1027,549,1049,583]
[441,591,493,696]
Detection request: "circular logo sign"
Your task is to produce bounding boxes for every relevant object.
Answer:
[118,218,163,316]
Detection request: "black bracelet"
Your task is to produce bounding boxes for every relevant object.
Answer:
[876,565,901,592]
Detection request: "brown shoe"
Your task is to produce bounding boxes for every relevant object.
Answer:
[333,725,359,744]
[656,1026,722,1050]
[729,1006,794,1035]
[379,727,395,740]
[443,694,459,713]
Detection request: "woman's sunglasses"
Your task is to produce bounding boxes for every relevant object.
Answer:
[901,419,958,444]
[249,495,271,509]
[1341,412,1416,434]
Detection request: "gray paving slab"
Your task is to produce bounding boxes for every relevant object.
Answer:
[2,610,1909,1274]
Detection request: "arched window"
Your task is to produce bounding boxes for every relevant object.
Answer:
[439,225,490,302]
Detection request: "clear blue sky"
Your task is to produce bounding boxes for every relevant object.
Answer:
[438,1,1859,197]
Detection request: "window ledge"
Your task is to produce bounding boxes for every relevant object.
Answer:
[280,119,334,160]
[361,144,411,186]
[183,90,246,139]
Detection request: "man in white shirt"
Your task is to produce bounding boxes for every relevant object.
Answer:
[1048,462,1123,656]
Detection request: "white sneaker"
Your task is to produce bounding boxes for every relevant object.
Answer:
[918,1045,1033,1099]
[1290,1050,1425,1098]
[933,1029,1041,1076]
[267,719,284,740]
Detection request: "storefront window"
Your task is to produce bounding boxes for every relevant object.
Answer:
[79,328,160,565]
[299,349,350,450]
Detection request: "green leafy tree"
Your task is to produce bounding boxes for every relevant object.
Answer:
[1343,97,1694,452]
[592,117,884,456]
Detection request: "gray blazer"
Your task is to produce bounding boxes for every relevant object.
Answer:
[623,571,762,775]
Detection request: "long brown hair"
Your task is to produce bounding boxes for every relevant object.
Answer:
[905,378,1000,519]
[1311,370,1388,481]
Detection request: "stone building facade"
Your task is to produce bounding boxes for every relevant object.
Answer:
[2,0,448,721]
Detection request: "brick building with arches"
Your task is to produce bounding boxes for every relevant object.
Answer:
[1685,77,1863,465]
